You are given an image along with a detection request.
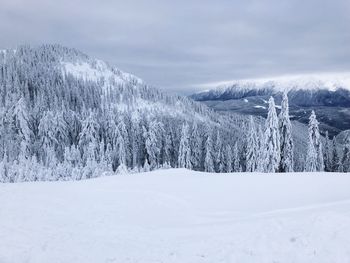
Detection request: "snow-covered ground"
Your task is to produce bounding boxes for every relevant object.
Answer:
[2,169,350,263]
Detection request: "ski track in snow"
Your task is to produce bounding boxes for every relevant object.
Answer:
[2,169,350,263]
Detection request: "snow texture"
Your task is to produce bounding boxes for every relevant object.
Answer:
[2,168,350,263]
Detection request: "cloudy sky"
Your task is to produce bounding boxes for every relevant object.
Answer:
[1,0,350,93]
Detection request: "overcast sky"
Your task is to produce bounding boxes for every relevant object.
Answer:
[1,0,350,94]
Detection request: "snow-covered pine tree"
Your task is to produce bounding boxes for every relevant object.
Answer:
[341,134,350,172]
[12,98,33,159]
[116,129,127,173]
[178,123,192,169]
[278,92,294,172]
[331,138,340,172]
[263,97,280,173]
[214,130,224,173]
[190,122,202,170]
[323,131,332,172]
[116,116,130,168]
[246,116,258,172]
[163,131,173,167]
[38,111,58,167]
[256,124,265,172]
[204,129,214,173]
[305,140,317,172]
[0,153,9,183]
[144,120,164,170]
[232,141,240,172]
[79,111,100,165]
[225,144,233,173]
[306,110,324,171]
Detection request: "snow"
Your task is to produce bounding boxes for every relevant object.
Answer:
[61,60,143,90]
[254,105,266,109]
[196,72,350,94]
[2,168,350,263]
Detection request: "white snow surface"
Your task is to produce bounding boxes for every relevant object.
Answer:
[61,60,143,89]
[2,169,350,263]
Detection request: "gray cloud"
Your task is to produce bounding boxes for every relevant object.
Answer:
[1,0,350,94]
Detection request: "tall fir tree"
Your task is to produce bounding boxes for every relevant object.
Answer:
[225,144,233,173]
[204,130,214,173]
[190,122,202,170]
[178,123,192,169]
[305,140,317,172]
[246,116,258,172]
[341,134,350,172]
[278,92,294,172]
[331,138,340,172]
[323,131,332,172]
[306,111,324,171]
[263,97,280,173]
[232,141,240,172]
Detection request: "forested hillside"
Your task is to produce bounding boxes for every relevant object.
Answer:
[0,45,348,182]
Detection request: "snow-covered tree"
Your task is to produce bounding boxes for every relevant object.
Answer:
[79,111,100,164]
[204,129,214,173]
[214,130,224,173]
[246,116,258,172]
[144,120,164,169]
[190,122,202,170]
[305,139,317,172]
[225,144,233,173]
[306,111,324,171]
[341,135,350,172]
[331,138,340,172]
[256,124,265,172]
[178,123,192,169]
[263,97,280,173]
[323,131,332,172]
[278,92,294,172]
[116,129,127,172]
[12,98,33,158]
[232,141,240,172]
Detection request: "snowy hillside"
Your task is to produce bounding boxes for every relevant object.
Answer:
[0,44,254,180]
[2,168,350,263]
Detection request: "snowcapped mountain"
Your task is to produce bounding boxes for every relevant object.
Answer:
[190,74,350,136]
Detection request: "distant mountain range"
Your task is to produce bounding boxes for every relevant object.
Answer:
[190,74,350,137]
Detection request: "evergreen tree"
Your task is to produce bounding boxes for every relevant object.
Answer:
[214,130,224,173]
[331,138,340,172]
[278,92,294,172]
[341,134,350,172]
[190,122,202,170]
[263,97,280,173]
[116,129,127,173]
[323,131,332,172]
[225,144,233,173]
[178,123,192,169]
[12,98,33,158]
[305,139,317,172]
[232,141,240,172]
[163,132,173,167]
[144,120,164,169]
[307,111,324,171]
[256,124,265,172]
[204,130,214,173]
[79,111,100,164]
[246,116,258,172]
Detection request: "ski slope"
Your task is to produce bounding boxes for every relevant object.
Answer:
[1,169,350,263]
